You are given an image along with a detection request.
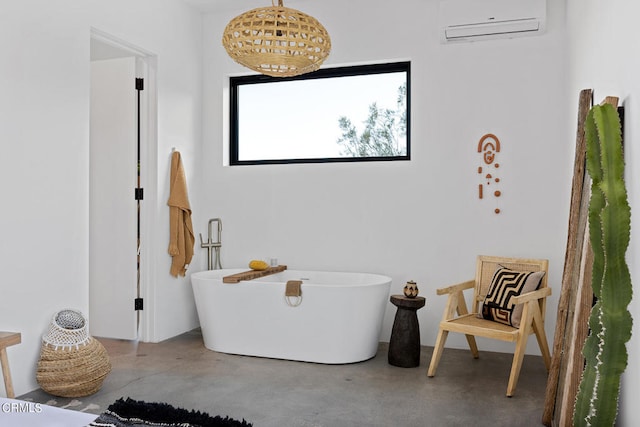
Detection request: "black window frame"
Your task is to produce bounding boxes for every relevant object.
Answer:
[229,61,411,166]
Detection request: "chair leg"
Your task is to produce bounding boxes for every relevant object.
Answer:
[506,303,534,397]
[0,348,15,398]
[506,335,528,397]
[427,329,448,377]
[450,291,479,359]
[465,334,479,358]
[532,305,552,370]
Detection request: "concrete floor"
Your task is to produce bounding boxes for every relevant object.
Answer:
[21,329,549,426]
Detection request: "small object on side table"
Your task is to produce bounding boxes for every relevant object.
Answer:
[388,295,426,368]
[403,280,419,298]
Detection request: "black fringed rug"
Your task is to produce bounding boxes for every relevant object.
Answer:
[88,397,253,427]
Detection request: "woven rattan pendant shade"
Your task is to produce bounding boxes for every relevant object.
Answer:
[222,0,331,77]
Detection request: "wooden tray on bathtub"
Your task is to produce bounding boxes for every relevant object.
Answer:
[222,265,287,283]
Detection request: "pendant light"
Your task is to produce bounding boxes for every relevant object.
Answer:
[222,0,331,77]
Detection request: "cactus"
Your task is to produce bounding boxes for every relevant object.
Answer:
[573,103,633,426]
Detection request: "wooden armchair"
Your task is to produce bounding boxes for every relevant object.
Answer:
[427,255,552,397]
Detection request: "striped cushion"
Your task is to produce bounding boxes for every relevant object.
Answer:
[481,267,545,327]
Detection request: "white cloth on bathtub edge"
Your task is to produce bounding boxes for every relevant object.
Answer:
[0,397,97,427]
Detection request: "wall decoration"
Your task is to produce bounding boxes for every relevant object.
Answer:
[477,133,502,214]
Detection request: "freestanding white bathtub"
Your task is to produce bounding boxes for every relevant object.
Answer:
[191,269,391,364]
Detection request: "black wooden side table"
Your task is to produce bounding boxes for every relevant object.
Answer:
[388,295,426,368]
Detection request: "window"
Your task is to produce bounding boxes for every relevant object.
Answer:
[229,61,410,165]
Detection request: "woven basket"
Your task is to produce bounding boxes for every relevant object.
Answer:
[222,2,331,77]
[36,310,111,397]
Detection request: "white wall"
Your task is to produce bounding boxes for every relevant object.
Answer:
[201,0,568,356]
[566,1,640,424]
[0,0,202,396]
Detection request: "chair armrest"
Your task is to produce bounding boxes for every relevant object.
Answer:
[436,280,475,296]
[511,287,552,305]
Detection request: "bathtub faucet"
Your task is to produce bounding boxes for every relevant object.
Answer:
[200,218,222,270]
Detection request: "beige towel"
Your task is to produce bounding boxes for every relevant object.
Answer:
[167,151,194,277]
[285,280,303,297]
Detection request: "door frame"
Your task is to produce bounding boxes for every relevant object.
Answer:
[89,28,157,342]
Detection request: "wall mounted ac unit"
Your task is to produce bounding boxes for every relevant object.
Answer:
[439,0,546,43]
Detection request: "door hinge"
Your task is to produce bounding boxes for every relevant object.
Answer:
[135,188,144,200]
[134,298,144,311]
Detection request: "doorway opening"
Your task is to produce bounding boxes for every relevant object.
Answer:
[89,28,157,342]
